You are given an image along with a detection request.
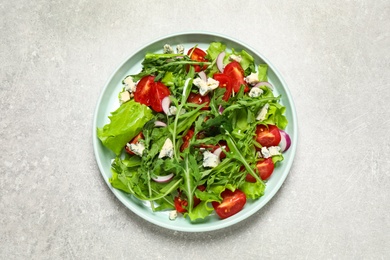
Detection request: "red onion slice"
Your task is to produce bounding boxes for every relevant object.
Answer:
[198,71,207,82]
[213,147,222,158]
[218,105,224,115]
[152,173,174,183]
[154,121,167,127]
[254,81,274,90]
[162,96,171,115]
[279,130,291,152]
[216,51,225,72]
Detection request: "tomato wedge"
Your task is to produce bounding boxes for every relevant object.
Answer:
[180,128,195,152]
[187,92,210,110]
[255,124,281,147]
[187,47,208,72]
[212,189,246,219]
[246,158,275,182]
[174,186,206,213]
[133,75,170,112]
[124,132,144,155]
[133,75,155,107]
[213,73,233,101]
[152,81,170,112]
[223,61,249,93]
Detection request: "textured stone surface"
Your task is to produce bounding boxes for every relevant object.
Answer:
[1,1,389,259]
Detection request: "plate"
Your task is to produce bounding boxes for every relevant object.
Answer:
[93,31,298,232]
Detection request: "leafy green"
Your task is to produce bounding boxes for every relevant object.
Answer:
[97,100,153,155]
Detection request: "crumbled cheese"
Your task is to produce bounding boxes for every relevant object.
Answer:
[176,45,185,54]
[163,44,174,54]
[261,147,271,158]
[158,138,174,158]
[229,54,242,63]
[249,87,263,98]
[256,103,269,121]
[168,106,186,116]
[193,77,219,96]
[169,210,178,220]
[261,146,281,158]
[245,72,260,86]
[119,91,132,103]
[202,151,220,168]
[127,142,145,156]
[123,76,136,93]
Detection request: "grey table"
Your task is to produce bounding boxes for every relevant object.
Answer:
[1,1,389,259]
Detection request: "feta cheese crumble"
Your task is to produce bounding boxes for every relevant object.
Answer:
[158,138,174,158]
[249,87,263,98]
[169,210,178,220]
[193,77,219,96]
[163,44,174,54]
[123,76,136,93]
[229,54,242,63]
[176,44,185,54]
[245,72,260,86]
[261,146,281,158]
[202,151,220,168]
[127,142,145,157]
[256,103,269,121]
[119,91,132,103]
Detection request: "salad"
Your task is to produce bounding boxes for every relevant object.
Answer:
[97,42,291,221]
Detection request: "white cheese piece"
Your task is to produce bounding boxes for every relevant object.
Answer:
[249,87,263,98]
[202,151,220,168]
[261,147,271,158]
[163,44,174,54]
[123,76,136,93]
[158,138,174,159]
[127,142,145,157]
[245,72,260,86]
[229,54,242,63]
[268,146,281,156]
[193,77,220,96]
[169,210,178,220]
[176,45,185,54]
[119,91,131,103]
[256,103,269,121]
[168,106,177,115]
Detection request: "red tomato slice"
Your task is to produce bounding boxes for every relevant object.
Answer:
[255,124,281,147]
[133,75,155,107]
[187,92,210,110]
[124,132,144,155]
[174,186,206,213]
[187,47,208,72]
[223,61,249,93]
[134,75,170,112]
[213,73,233,101]
[246,158,275,182]
[151,81,170,112]
[180,128,195,152]
[212,189,246,219]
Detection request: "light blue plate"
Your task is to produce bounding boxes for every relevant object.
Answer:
[93,32,298,232]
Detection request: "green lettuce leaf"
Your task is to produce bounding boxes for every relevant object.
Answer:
[97,100,154,155]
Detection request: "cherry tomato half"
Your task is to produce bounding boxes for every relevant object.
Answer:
[255,124,281,147]
[124,132,144,155]
[212,189,247,219]
[180,128,195,152]
[187,47,208,72]
[246,158,275,182]
[223,61,249,93]
[187,92,210,110]
[133,75,170,112]
[213,73,233,101]
[174,186,206,213]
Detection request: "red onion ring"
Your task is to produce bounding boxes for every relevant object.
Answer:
[198,71,207,82]
[154,121,167,127]
[162,96,171,115]
[279,130,291,152]
[254,81,274,90]
[216,52,225,72]
[152,173,174,183]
